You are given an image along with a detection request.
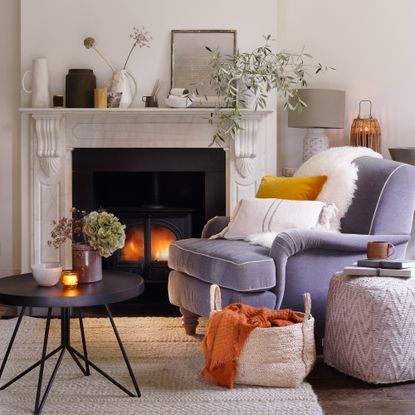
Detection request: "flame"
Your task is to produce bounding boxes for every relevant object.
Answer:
[120,224,176,262]
[120,226,145,262]
[151,225,176,261]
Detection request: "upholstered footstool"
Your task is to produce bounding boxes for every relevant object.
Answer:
[323,272,415,384]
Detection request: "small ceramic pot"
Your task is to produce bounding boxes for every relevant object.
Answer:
[72,244,102,283]
[31,264,62,287]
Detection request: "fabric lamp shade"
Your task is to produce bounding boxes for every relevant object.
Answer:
[288,89,346,129]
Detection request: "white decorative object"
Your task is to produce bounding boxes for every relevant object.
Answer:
[234,119,257,178]
[302,129,329,161]
[111,69,137,108]
[20,108,274,273]
[164,96,192,108]
[33,114,63,177]
[324,272,415,384]
[212,198,336,240]
[294,146,382,230]
[21,58,50,108]
[31,263,62,286]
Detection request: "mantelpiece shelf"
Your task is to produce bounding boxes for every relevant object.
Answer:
[20,107,273,118]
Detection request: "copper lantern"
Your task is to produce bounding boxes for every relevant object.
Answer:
[350,100,381,152]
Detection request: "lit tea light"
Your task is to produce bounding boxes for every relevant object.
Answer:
[61,271,78,289]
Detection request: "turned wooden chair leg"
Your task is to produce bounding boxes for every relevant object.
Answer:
[179,307,199,335]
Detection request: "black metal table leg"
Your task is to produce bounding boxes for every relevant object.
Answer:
[0,347,61,391]
[105,304,141,397]
[34,308,52,415]
[0,306,26,381]
[78,308,90,376]
[1,303,141,415]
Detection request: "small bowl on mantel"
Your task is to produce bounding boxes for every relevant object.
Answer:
[31,264,62,287]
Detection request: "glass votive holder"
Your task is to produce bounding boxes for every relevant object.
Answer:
[61,270,79,289]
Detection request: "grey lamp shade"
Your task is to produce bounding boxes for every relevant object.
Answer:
[288,89,346,129]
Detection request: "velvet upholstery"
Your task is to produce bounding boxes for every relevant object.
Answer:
[169,239,275,291]
[168,157,415,348]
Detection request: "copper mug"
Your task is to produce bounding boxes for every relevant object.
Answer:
[367,241,395,260]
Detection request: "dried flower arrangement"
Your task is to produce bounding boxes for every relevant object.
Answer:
[83,27,152,71]
[48,208,126,258]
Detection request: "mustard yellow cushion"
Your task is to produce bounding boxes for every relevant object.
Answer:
[256,175,327,200]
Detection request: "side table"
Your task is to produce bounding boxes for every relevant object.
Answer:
[0,271,144,415]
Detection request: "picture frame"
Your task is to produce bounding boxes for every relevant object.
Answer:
[171,30,237,107]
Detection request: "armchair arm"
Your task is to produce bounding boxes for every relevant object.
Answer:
[269,229,410,310]
[201,216,230,238]
[270,229,410,259]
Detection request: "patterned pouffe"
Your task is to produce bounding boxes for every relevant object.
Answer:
[323,272,415,384]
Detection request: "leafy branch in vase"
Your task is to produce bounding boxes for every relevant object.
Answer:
[205,35,334,146]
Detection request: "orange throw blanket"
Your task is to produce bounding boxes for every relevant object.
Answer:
[201,303,304,388]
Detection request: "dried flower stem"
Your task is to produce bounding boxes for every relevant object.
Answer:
[92,46,115,72]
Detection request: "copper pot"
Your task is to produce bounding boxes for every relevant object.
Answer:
[72,244,102,283]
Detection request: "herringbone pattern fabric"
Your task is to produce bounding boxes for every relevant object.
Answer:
[324,272,415,384]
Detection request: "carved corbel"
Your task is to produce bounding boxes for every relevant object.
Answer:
[33,114,63,177]
[234,118,258,178]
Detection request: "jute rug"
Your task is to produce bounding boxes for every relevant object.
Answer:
[0,316,323,415]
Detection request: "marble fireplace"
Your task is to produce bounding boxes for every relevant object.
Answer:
[20,108,274,272]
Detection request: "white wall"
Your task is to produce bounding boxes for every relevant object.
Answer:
[21,0,277,108]
[1,1,415,273]
[0,0,20,276]
[277,0,415,170]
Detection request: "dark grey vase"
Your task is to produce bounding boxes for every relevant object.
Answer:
[65,69,96,108]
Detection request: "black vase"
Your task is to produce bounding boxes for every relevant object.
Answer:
[65,69,96,108]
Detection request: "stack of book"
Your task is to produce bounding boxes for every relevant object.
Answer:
[343,259,415,278]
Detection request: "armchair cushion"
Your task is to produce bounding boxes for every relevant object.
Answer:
[168,238,275,292]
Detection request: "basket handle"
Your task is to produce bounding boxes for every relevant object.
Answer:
[210,284,222,313]
[303,292,312,320]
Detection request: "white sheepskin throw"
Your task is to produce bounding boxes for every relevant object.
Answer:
[245,232,278,249]
[294,146,382,230]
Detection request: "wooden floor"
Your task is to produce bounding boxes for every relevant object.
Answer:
[1,305,414,414]
[309,357,415,415]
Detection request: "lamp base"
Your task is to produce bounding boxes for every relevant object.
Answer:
[303,128,329,162]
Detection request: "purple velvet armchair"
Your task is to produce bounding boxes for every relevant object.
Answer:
[167,157,415,348]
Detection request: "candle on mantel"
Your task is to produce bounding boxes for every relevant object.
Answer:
[61,271,78,289]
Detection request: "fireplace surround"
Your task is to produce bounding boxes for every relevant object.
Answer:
[20,108,274,272]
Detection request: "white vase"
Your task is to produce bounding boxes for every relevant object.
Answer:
[111,69,137,108]
[22,58,50,108]
[238,84,261,110]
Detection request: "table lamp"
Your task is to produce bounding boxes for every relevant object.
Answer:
[288,89,346,161]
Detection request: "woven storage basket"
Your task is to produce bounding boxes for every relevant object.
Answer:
[209,285,316,387]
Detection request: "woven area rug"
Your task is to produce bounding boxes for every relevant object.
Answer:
[0,316,323,415]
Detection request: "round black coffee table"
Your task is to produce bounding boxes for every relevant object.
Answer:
[0,271,144,415]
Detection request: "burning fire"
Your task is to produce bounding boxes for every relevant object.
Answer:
[120,224,176,262]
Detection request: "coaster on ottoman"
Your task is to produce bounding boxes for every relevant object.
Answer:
[323,272,415,384]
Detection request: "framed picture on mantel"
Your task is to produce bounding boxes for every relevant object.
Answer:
[171,29,237,107]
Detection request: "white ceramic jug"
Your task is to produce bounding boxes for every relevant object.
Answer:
[111,69,137,108]
[22,58,50,108]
